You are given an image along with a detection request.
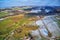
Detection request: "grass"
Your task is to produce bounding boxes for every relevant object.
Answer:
[0,14,38,40]
[0,12,8,18]
[56,20,60,28]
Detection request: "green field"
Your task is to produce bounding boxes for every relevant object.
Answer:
[0,12,9,18]
[0,13,38,40]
